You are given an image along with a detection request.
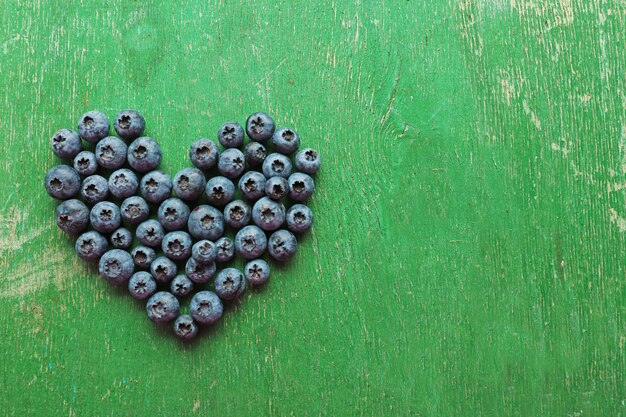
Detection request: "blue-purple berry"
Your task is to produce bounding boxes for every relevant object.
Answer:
[136,219,165,248]
[252,197,286,231]
[127,137,162,173]
[128,271,157,300]
[187,205,224,241]
[161,231,192,261]
[75,230,108,261]
[77,111,109,144]
[234,225,267,259]
[245,112,275,142]
[244,259,270,286]
[288,172,315,202]
[189,138,219,170]
[108,169,138,199]
[150,256,177,284]
[73,151,98,176]
[262,153,292,179]
[185,257,216,284]
[238,171,266,201]
[98,249,134,284]
[157,198,190,231]
[218,148,245,179]
[114,109,145,140]
[173,314,198,340]
[110,227,133,249]
[51,128,82,159]
[90,201,122,233]
[264,176,288,200]
[218,121,244,148]
[190,291,223,325]
[170,275,194,297]
[223,200,251,229]
[191,240,217,265]
[45,165,81,200]
[244,142,267,168]
[80,175,109,205]
[268,229,297,261]
[146,291,180,324]
[205,176,235,207]
[95,136,127,170]
[56,199,90,235]
[286,204,313,233]
[131,245,156,269]
[294,148,321,174]
[271,127,300,155]
[214,268,246,300]
[120,196,150,225]
[140,170,172,204]
[215,237,235,263]
[173,167,206,201]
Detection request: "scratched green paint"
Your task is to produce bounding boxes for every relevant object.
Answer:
[0,1,624,416]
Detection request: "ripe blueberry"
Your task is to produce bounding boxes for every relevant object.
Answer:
[215,237,235,263]
[271,127,300,155]
[244,259,270,286]
[294,147,321,174]
[190,291,223,325]
[185,257,216,284]
[191,240,217,265]
[136,219,165,248]
[189,138,219,170]
[80,175,109,205]
[170,275,194,297]
[252,197,286,231]
[131,245,156,269]
[161,230,192,261]
[262,153,293,179]
[98,249,134,284]
[234,225,267,259]
[110,227,133,249]
[173,314,198,340]
[56,199,90,235]
[128,271,157,300]
[150,256,177,284]
[45,165,81,200]
[157,198,190,231]
[268,229,297,261]
[90,201,122,233]
[120,196,150,225]
[218,121,244,148]
[238,171,266,201]
[114,109,145,140]
[264,176,289,200]
[286,204,313,233]
[73,151,98,176]
[187,205,224,241]
[127,137,162,173]
[218,148,246,179]
[77,110,109,144]
[146,291,180,323]
[287,172,315,202]
[51,128,82,159]
[140,170,172,204]
[108,169,138,199]
[245,112,275,142]
[214,268,246,300]
[244,142,267,168]
[95,136,127,170]
[205,176,235,207]
[223,200,251,229]
[173,167,206,201]
[75,230,108,262]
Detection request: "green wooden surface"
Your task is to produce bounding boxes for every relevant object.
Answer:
[1,1,625,416]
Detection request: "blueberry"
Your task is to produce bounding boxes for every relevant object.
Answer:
[286,204,313,233]
[95,136,127,170]
[157,198,190,231]
[264,176,289,200]
[205,176,235,207]
[140,170,172,204]
[268,229,297,261]
[114,109,145,140]
[223,200,251,229]
[244,259,270,286]
[187,205,224,241]
[215,236,235,263]
[185,257,216,284]
[120,196,150,225]
[218,121,244,148]
[262,153,293,179]
[127,137,162,173]
[80,175,109,205]
[288,172,315,202]
[75,230,108,261]
[150,256,177,284]
[252,197,286,231]
[131,245,156,269]
[56,199,90,235]
[189,291,223,325]
[173,167,206,201]
[45,165,81,200]
[146,291,180,324]
[136,219,165,247]
[99,249,134,284]
[245,112,275,142]
[90,201,122,233]
[161,230,192,261]
[189,138,219,170]
[218,148,246,179]
[108,169,138,199]
[51,129,82,159]
[234,225,267,259]
[173,314,198,340]
[271,128,300,155]
[73,151,98,176]
[294,148,321,174]
[128,271,157,300]
[110,227,132,249]
[238,171,266,201]
[77,110,109,144]
[191,240,217,265]
[214,268,246,300]
[244,142,267,168]
[170,274,194,297]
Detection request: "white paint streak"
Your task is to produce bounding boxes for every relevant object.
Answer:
[523,99,542,131]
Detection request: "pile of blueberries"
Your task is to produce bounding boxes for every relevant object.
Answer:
[44,109,320,340]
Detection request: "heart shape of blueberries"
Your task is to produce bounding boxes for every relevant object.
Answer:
[45,110,320,340]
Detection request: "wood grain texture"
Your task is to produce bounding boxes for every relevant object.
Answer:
[1,0,625,415]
